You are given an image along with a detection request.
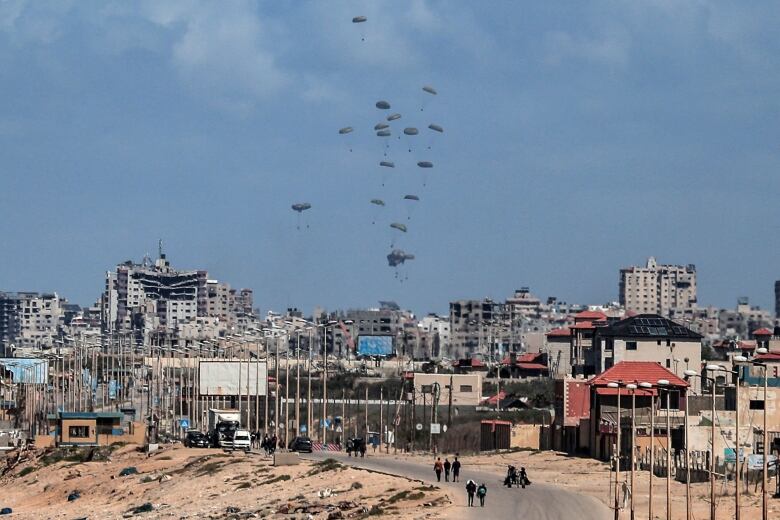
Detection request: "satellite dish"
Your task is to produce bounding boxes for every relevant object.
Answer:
[415,423,423,431]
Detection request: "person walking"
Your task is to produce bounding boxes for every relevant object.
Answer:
[433,458,444,482]
[466,480,477,507]
[443,458,451,482]
[476,483,487,507]
[519,467,529,489]
[452,457,461,482]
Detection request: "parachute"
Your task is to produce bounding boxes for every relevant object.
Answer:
[371,199,385,206]
[375,100,391,110]
[291,203,311,212]
[422,85,437,95]
[370,199,385,225]
[374,123,389,131]
[352,16,367,23]
[390,222,407,233]
[376,130,391,137]
[417,161,433,168]
[403,195,419,201]
[379,161,395,168]
[338,127,353,134]
[428,124,443,133]
[387,249,415,267]
[403,128,419,136]
[386,113,401,121]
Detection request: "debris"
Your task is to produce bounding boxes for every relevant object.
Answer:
[317,488,333,499]
[327,511,343,520]
[226,506,240,513]
[0,508,11,515]
[67,491,81,502]
[127,502,154,515]
[158,474,171,483]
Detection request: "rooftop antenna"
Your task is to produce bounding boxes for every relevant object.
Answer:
[158,239,164,259]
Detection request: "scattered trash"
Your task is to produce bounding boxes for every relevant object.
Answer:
[158,474,171,483]
[0,508,11,515]
[119,467,139,477]
[226,506,240,513]
[67,491,81,502]
[327,511,343,520]
[317,488,333,499]
[127,502,154,515]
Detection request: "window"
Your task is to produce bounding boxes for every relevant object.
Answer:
[69,426,90,438]
[459,385,473,393]
[626,341,637,351]
[665,359,671,368]
[421,385,433,394]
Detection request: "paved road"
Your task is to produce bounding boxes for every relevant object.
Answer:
[304,451,611,520]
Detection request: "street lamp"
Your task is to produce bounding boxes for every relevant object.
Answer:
[656,379,672,520]
[638,381,654,520]
[711,357,746,520]
[626,382,638,520]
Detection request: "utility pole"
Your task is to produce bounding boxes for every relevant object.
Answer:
[295,333,301,439]
[379,386,384,452]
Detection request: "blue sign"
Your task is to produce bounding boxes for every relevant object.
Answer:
[357,336,394,357]
[109,380,117,400]
[300,425,307,433]
[0,358,48,384]
[724,448,744,463]
[179,419,190,429]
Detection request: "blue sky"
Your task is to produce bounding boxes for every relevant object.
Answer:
[1,1,779,315]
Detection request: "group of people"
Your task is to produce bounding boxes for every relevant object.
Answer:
[432,457,531,508]
[432,456,461,482]
[504,465,530,488]
[432,457,486,507]
[258,433,282,456]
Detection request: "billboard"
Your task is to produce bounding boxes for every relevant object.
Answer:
[0,358,48,384]
[199,360,267,396]
[357,336,394,357]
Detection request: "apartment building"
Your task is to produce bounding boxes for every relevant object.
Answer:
[0,292,66,353]
[619,257,697,316]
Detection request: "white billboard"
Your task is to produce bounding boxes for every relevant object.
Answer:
[199,359,267,396]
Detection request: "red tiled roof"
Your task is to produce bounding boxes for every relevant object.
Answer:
[517,352,542,363]
[565,381,590,426]
[575,310,607,321]
[482,391,507,405]
[755,351,780,361]
[753,328,773,336]
[546,327,571,337]
[517,362,548,370]
[571,321,595,330]
[588,361,689,388]
[739,340,756,350]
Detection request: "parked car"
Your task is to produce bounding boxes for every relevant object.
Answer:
[231,429,252,452]
[184,430,209,448]
[288,436,313,453]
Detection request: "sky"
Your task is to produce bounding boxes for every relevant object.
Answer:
[1,1,779,316]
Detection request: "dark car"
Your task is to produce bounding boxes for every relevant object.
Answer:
[288,436,313,453]
[184,430,209,448]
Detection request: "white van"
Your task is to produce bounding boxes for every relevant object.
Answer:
[231,429,252,452]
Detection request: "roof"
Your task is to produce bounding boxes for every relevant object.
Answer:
[575,310,607,321]
[57,412,124,420]
[738,340,756,350]
[482,391,506,405]
[517,352,543,363]
[753,328,773,336]
[516,362,548,371]
[594,314,702,340]
[546,327,571,337]
[571,321,595,330]
[754,351,780,362]
[588,361,689,389]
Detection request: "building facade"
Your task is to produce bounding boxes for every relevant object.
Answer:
[0,292,66,354]
[619,257,697,316]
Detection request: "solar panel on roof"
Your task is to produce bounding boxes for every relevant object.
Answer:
[657,327,667,335]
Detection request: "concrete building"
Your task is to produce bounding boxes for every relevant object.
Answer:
[619,257,697,316]
[449,298,509,360]
[718,297,773,339]
[0,292,66,354]
[776,280,780,319]
[412,373,482,407]
[102,254,207,334]
[589,314,703,388]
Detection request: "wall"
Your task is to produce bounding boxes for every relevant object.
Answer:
[510,424,541,449]
[60,419,97,445]
[413,373,482,406]
[611,338,702,392]
[97,421,145,446]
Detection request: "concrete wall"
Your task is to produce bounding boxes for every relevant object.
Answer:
[413,373,482,406]
[510,424,541,450]
[611,338,702,392]
[60,419,97,445]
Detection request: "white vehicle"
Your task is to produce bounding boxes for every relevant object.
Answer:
[231,429,251,452]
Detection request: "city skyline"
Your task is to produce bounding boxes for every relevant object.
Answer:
[1,2,779,315]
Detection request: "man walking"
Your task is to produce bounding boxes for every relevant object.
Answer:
[443,458,451,482]
[466,480,477,507]
[476,483,487,507]
[433,457,444,482]
[452,457,461,482]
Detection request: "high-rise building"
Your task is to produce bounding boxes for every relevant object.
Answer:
[775,280,780,318]
[102,254,208,334]
[449,298,509,360]
[0,292,66,354]
[619,257,697,316]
